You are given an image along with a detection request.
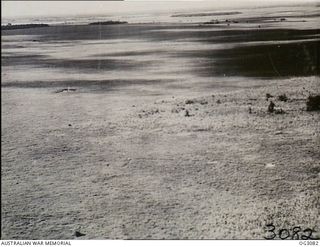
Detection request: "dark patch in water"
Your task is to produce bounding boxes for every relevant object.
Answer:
[2,24,319,79]
[93,50,165,57]
[2,79,173,89]
[41,58,153,71]
[171,40,319,78]
[2,54,47,66]
[2,55,154,72]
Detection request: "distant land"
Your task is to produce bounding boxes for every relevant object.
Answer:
[1,23,49,30]
[171,11,242,17]
[88,21,128,25]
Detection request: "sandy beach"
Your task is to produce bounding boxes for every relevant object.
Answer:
[1,4,320,239]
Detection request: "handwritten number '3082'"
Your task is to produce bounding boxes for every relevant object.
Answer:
[264,223,316,240]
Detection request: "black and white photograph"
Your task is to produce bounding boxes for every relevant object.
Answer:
[1,0,320,241]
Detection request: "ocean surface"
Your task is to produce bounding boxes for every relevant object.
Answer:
[2,3,319,91]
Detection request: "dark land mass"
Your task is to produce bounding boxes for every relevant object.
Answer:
[221,13,320,24]
[88,21,128,25]
[1,24,49,31]
[201,14,320,27]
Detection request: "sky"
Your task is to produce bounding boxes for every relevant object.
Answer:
[2,0,318,18]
